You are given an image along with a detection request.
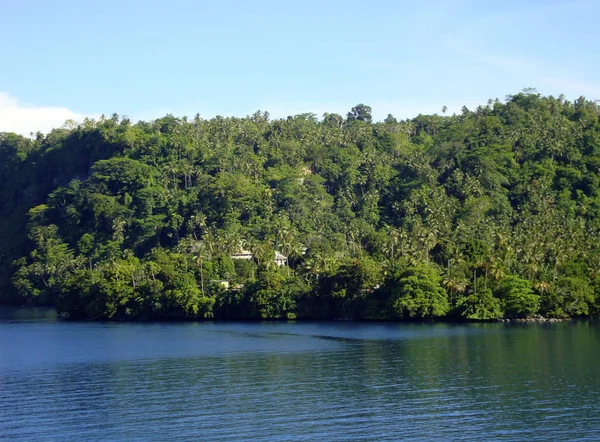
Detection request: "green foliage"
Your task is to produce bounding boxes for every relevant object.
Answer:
[380,263,449,320]
[496,275,539,318]
[542,277,595,318]
[2,92,600,321]
[459,288,503,321]
[245,269,294,319]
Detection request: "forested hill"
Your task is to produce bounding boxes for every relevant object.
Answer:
[2,91,600,321]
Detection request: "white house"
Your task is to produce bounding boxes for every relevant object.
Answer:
[230,249,288,266]
[230,249,253,260]
[274,252,288,267]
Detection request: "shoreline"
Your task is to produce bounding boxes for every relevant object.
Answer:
[0,305,584,323]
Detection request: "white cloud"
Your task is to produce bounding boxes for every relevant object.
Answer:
[0,92,92,136]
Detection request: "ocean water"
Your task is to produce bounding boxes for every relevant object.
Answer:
[1,310,599,440]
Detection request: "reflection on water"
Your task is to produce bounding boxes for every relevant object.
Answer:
[0,306,56,321]
[1,312,599,440]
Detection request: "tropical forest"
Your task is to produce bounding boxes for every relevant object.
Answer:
[1,90,600,321]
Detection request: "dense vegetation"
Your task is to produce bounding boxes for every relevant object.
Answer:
[2,90,600,321]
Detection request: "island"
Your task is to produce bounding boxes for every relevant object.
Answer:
[1,90,599,321]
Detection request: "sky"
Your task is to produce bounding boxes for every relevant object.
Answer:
[1,0,599,135]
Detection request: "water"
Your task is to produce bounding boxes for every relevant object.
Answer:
[1,309,599,440]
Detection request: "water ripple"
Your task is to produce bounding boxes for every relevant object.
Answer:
[1,320,600,440]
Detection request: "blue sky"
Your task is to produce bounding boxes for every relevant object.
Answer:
[1,0,599,134]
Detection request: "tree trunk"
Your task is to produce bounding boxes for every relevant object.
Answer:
[200,257,205,296]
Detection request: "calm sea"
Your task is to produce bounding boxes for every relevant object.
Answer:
[1,308,599,440]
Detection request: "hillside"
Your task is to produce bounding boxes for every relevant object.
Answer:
[2,91,600,320]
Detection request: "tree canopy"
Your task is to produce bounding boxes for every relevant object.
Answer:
[2,91,600,321]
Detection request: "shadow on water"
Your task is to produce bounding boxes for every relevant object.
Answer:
[0,306,56,321]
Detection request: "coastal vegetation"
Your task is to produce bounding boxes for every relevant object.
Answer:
[1,90,600,320]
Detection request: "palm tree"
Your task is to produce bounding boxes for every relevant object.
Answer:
[254,241,276,270]
[488,256,506,281]
[534,281,551,295]
[112,217,127,242]
[190,240,210,295]
[300,253,324,282]
[382,226,401,261]
[443,276,467,307]
[188,212,207,240]
[273,218,301,275]
[178,236,212,296]
[285,236,304,271]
